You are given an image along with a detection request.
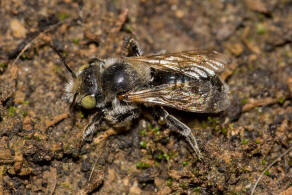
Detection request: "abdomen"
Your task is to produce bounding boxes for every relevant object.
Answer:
[152,70,191,86]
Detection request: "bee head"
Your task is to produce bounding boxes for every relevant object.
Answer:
[65,58,105,109]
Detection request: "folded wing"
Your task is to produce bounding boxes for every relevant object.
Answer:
[120,76,230,113]
[125,50,230,80]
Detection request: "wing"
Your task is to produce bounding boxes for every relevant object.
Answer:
[120,76,230,113]
[124,50,230,80]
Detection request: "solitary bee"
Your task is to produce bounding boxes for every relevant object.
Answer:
[53,39,230,159]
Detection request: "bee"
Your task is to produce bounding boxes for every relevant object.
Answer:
[53,39,230,159]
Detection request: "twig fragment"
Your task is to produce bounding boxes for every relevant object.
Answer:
[45,112,70,129]
[242,97,278,112]
[251,146,292,195]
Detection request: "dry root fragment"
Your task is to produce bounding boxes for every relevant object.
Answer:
[242,97,278,112]
[288,77,292,97]
[111,9,128,33]
[279,186,292,195]
[245,0,270,14]
[48,167,57,195]
[0,166,4,194]
[251,146,292,195]
[93,128,117,145]
[45,112,70,130]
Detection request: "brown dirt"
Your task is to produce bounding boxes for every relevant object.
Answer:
[0,0,291,194]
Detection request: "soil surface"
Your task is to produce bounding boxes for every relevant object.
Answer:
[0,0,292,194]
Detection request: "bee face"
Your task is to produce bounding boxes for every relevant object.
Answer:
[65,59,105,109]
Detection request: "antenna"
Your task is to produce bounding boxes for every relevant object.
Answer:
[50,42,77,79]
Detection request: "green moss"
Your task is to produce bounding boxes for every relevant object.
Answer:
[241,98,248,105]
[147,123,152,130]
[256,23,266,35]
[151,127,161,137]
[139,141,147,149]
[23,100,29,105]
[8,106,16,117]
[261,159,267,165]
[59,182,71,189]
[58,13,70,21]
[278,97,285,104]
[163,153,170,161]
[202,121,208,128]
[207,116,220,130]
[20,54,27,60]
[183,161,188,166]
[139,129,147,136]
[136,161,151,169]
[180,183,187,189]
[72,38,80,44]
[157,153,163,161]
[20,110,27,117]
[264,171,270,176]
[241,139,249,145]
[153,127,159,132]
[221,127,228,136]
[0,63,7,68]
[167,178,172,186]
[193,187,200,192]
[155,131,161,137]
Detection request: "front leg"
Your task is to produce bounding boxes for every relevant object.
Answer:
[157,107,203,159]
[82,111,104,142]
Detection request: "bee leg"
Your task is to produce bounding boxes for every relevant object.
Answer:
[82,111,104,143]
[157,107,203,160]
[124,37,143,56]
[69,93,77,113]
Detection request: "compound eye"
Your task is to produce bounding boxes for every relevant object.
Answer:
[81,95,96,109]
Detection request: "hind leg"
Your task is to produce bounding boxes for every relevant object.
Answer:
[156,107,202,159]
